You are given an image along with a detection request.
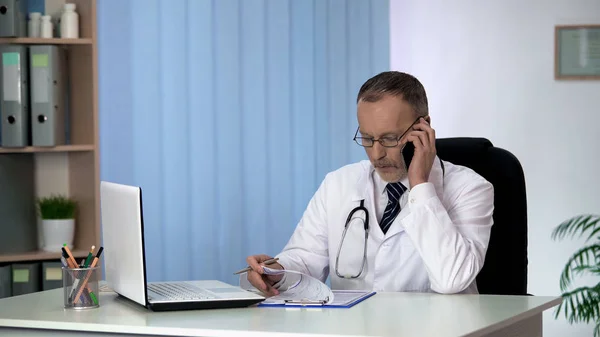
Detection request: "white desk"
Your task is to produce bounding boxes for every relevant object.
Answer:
[0,288,561,337]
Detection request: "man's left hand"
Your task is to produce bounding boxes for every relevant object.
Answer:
[404,117,437,188]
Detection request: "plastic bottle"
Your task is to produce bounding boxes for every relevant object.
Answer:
[60,3,79,38]
[40,15,53,38]
[28,12,41,37]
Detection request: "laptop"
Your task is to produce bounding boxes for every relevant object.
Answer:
[100,181,265,311]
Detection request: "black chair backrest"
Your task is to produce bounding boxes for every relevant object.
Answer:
[435,137,528,295]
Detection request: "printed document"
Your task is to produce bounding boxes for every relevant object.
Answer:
[239,267,373,307]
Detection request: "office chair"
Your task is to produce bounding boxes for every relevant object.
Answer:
[435,137,528,295]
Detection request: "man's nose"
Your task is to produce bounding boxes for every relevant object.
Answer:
[372,142,386,159]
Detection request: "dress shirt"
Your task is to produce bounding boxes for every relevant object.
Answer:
[372,170,410,224]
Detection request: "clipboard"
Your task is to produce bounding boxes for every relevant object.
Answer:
[258,291,376,308]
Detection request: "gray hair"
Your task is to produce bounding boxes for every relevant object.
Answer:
[356,71,428,117]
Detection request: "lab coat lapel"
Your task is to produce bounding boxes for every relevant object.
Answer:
[350,165,385,242]
[386,156,445,238]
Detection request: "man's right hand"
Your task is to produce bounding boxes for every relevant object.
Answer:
[246,254,283,296]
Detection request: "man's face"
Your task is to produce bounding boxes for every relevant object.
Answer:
[356,94,417,183]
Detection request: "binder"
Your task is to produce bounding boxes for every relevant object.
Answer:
[29,45,68,147]
[11,262,40,296]
[0,264,10,298]
[0,45,29,147]
[0,154,37,254]
[0,0,27,38]
[42,261,63,290]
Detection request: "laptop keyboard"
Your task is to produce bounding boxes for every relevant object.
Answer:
[148,282,217,301]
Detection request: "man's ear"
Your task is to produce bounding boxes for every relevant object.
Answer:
[424,115,431,124]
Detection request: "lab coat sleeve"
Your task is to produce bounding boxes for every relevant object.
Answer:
[401,179,494,294]
[274,176,330,284]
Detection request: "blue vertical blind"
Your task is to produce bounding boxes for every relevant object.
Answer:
[98,0,389,284]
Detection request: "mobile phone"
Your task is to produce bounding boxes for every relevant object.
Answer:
[402,141,414,169]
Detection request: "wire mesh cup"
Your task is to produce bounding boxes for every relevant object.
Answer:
[62,266,100,309]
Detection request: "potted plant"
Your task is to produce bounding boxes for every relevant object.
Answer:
[36,194,77,252]
[551,214,600,336]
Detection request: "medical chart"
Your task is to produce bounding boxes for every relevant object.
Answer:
[240,267,334,304]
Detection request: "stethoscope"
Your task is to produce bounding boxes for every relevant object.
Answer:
[334,158,445,279]
[335,199,369,279]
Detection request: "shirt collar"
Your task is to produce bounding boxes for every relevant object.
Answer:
[351,157,444,202]
[371,168,410,195]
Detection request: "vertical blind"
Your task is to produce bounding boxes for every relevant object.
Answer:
[98,0,389,284]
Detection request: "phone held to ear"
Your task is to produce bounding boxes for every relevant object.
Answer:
[402,141,414,169]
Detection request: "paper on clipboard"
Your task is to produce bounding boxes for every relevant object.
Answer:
[240,267,334,305]
[239,267,375,307]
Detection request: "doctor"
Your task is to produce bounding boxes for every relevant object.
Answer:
[246,71,494,296]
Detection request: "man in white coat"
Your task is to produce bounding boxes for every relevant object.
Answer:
[246,71,494,296]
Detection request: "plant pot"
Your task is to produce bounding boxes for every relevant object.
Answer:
[41,218,75,252]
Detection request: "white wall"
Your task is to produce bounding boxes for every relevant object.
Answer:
[390,1,600,336]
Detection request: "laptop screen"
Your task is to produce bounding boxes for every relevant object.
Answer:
[100,181,149,307]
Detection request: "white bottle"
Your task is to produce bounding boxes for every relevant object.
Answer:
[60,3,79,39]
[40,15,53,38]
[28,12,41,37]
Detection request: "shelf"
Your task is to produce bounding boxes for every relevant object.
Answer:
[0,145,95,154]
[0,1,100,269]
[0,249,89,263]
[0,38,93,45]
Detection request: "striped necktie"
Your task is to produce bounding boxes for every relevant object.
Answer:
[380,182,407,234]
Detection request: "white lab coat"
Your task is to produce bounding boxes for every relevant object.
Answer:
[275,157,494,294]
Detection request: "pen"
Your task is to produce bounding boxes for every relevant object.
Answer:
[62,247,97,305]
[61,253,88,304]
[74,247,103,304]
[233,258,279,275]
[84,245,95,267]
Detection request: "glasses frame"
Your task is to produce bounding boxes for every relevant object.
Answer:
[353,117,423,148]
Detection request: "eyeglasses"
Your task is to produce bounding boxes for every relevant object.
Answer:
[353,134,400,148]
[353,117,422,148]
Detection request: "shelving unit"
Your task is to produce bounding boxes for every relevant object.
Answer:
[0,38,92,44]
[0,249,90,264]
[0,0,99,265]
[0,144,94,153]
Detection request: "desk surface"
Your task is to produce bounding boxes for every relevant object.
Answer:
[0,288,561,337]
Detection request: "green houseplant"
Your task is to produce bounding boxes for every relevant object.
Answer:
[36,195,78,252]
[551,214,600,336]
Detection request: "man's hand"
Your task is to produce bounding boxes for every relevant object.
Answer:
[404,117,436,188]
[246,254,284,296]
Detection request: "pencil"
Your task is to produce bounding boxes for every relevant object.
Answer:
[61,247,78,268]
[233,258,279,275]
[62,248,92,302]
[62,244,79,268]
[73,247,103,304]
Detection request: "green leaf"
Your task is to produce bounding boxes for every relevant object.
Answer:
[572,265,600,276]
[555,284,600,325]
[553,214,600,333]
[36,194,77,220]
[559,245,600,291]
[552,214,600,242]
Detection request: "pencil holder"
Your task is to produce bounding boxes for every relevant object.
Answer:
[62,266,100,309]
